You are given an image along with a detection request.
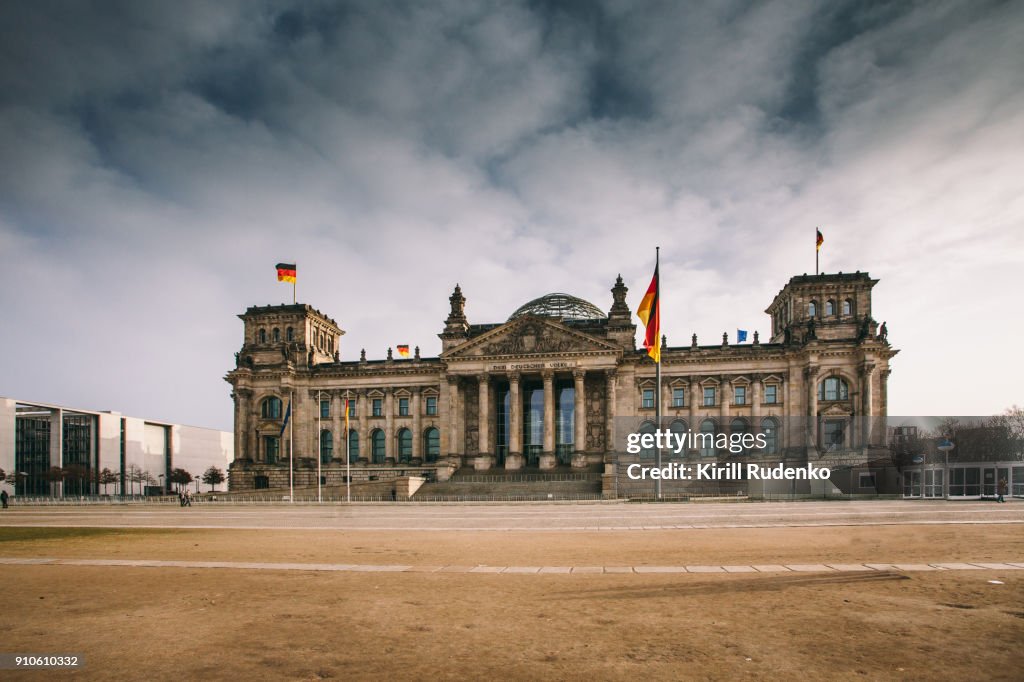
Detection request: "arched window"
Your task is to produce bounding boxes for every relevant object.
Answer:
[397,428,412,463]
[272,328,280,343]
[348,429,359,463]
[699,419,717,457]
[730,418,749,454]
[669,419,688,458]
[818,377,850,401]
[258,328,267,344]
[638,421,656,459]
[320,430,333,464]
[424,428,440,462]
[286,327,294,342]
[762,418,779,454]
[808,301,817,317]
[261,396,282,419]
[842,299,852,316]
[825,300,834,316]
[371,429,386,464]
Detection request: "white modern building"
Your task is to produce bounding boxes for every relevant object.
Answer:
[0,397,233,497]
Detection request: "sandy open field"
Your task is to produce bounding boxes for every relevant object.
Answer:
[1,504,1022,680]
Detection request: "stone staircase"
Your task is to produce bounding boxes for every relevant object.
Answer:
[413,467,604,501]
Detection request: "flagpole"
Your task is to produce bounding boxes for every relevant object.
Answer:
[655,246,662,502]
[317,389,322,504]
[289,390,294,504]
[345,389,351,504]
[293,262,297,304]
[815,229,819,276]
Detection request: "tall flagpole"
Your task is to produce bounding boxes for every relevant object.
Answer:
[317,389,322,504]
[345,389,351,504]
[815,229,819,275]
[655,246,662,501]
[289,390,294,503]
[293,262,297,304]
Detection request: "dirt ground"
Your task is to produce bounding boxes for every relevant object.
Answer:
[1,525,1022,681]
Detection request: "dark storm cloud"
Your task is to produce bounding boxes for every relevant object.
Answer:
[1,0,1022,428]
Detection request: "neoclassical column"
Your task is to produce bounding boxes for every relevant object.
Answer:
[509,368,524,454]
[719,378,730,424]
[447,376,461,459]
[412,387,422,460]
[384,388,394,463]
[573,369,586,454]
[236,389,252,460]
[751,378,762,431]
[542,370,555,456]
[861,363,875,450]
[605,370,617,453]
[478,374,491,456]
[358,388,369,463]
[331,390,343,461]
[805,366,819,454]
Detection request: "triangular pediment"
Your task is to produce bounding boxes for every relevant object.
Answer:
[441,316,619,360]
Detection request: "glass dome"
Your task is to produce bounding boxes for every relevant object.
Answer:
[508,293,606,321]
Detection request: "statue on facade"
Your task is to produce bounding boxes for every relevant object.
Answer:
[878,321,888,342]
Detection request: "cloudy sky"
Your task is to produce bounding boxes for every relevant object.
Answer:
[1,0,1021,431]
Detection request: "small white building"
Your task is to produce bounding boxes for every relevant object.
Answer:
[0,397,233,497]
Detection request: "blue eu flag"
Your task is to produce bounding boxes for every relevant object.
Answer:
[736,329,748,343]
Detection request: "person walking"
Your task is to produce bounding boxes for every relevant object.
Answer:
[997,478,1008,503]
[1,489,8,509]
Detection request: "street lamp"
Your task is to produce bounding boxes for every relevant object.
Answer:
[937,439,955,500]
[158,474,165,494]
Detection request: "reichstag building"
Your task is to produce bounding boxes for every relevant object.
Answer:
[225,272,897,497]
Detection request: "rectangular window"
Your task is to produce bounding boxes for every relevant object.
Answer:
[764,385,778,404]
[859,473,877,489]
[641,389,654,409]
[372,398,383,417]
[425,396,437,415]
[399,397,409,416]
[672,388,685,407]
[733,386,746,405]
[320,399,330,419]
[347,399,356,418]
[703,387,716,406]
[823,420,845,452]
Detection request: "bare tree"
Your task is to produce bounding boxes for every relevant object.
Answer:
[125,464,144,496]
[99,468,119,495]
[44,466,66,497]
[170,468,193,493]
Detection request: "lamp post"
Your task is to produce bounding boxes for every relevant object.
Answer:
[158,474,165,495]
[937,439,955,500]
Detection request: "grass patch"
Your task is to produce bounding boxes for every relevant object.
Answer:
[0,527,181,543]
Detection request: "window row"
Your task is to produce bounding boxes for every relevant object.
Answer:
[261,396,439,420]
[641,384,781,408]
[255,327,335,355]
[808,298,854,318]
[316,427,442,464]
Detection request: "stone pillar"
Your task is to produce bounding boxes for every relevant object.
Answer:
[751,378,762,433]
[358,389,369,464]
[540,370,556,470]
[506,372,523,470]
[237,389,251,460]
[384,388,394,465]
[411,387,422,462]
[719,379,730,423]
[688,381,699,454]
[573,369,586,465]
[805,366,819,455]
[605,370,617,454]
[478,374,490,456]
[447,376,462,465]
[861,363,875,450]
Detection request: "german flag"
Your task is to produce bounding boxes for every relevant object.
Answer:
[397,345,410,358]
[276,263,297,283]
[816,229,823,252]
[636,261,660,363]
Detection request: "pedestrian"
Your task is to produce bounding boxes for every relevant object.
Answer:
[1,489,8,509]
[997,478,1008,503]
[185,490,192,507]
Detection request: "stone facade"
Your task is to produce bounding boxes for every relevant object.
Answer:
[225,272,898,494]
